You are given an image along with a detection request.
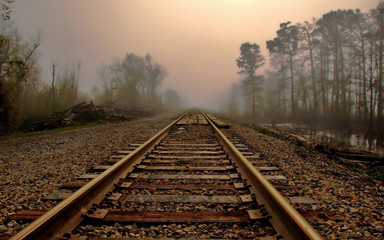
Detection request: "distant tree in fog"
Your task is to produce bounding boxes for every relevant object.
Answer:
[163,89,182,111]
[98,53,167,111]
[259,1,384,135]
[97,64,119,106]
[54,62,81,111]
[236,42,265,118]
[227,82,243,117]
[316,10,352,118]
[267,22,300,117]
[297,20,319,122]
[142,54,167,109]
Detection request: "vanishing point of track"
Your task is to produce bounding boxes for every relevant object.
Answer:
[10,111,323,240]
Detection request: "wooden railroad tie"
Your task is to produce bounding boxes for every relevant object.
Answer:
[85,210,265,223]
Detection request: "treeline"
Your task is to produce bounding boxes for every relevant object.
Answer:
[0,23,91,133]
[0,0,183,134]
[0,25,182,134]
[229,1,384,136]
[92,53,186,113]
[1,24,42,133]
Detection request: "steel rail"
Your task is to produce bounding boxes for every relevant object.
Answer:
[11,111,188,240]
[202,112,323,240]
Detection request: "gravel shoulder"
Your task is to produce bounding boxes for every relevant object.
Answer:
[228,122,384,240]
[0,114,173,237]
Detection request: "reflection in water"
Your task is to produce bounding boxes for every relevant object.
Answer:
[303,130,383,155]
[261,123,384,155]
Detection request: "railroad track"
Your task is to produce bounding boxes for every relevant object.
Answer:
[8,111,323,240]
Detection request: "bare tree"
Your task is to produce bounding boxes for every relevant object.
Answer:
[0,27,40,132]
[98,53,167,111]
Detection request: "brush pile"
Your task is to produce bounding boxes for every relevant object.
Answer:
[29,102,150,132]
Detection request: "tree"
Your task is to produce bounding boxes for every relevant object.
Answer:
[364,31,376,134]
[298,20,319,122]
[266,39,288,117]
[163,89,182,111]
[0,27,40,133]
[349,10,369,124]
[317,10,356,119]
[227,82,243,117]
[97,64,119,106]
[54,62,81,111]
[143,54,167,109]
[267,22,300,116]
[236,42,265,118]
[376,1,384,135]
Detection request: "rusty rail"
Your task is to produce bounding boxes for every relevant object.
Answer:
[11,111,188,240]
[202,112,323,240]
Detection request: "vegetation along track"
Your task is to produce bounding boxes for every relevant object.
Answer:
[8,111,322,240]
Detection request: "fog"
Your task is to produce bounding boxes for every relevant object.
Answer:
[11,0,378,109]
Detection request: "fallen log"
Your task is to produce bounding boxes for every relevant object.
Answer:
[287,134,312,148]
[335,152,384,163]
[256,126,384,165]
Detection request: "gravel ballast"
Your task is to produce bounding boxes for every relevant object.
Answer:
[226,123,384,240]
[1,113,384,239]
[0,115,173,237]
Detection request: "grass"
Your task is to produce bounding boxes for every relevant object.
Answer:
[0,122,100,141]
[256,127,273,136]
[254,126,286,140]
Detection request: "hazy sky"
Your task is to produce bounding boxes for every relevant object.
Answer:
[11,0,380,108]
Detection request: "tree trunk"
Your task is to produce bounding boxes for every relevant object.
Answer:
[252,76,255,118]
[289,51,295,117]
[333,44,340,110]
[307,32,317,124]
[320,50,328,117]
[361,35,368,124]
[51,64,56,114]
[377,8,384,135]
[368,37,374,134]
[339,41,347,115]
[280,58,286,118]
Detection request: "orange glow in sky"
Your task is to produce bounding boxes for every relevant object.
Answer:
[12,0,380,108]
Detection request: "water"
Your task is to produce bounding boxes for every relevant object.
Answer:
[303,130,384,155]
[260,123,384,155]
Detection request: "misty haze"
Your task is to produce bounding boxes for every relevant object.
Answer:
[1,0,384,239]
